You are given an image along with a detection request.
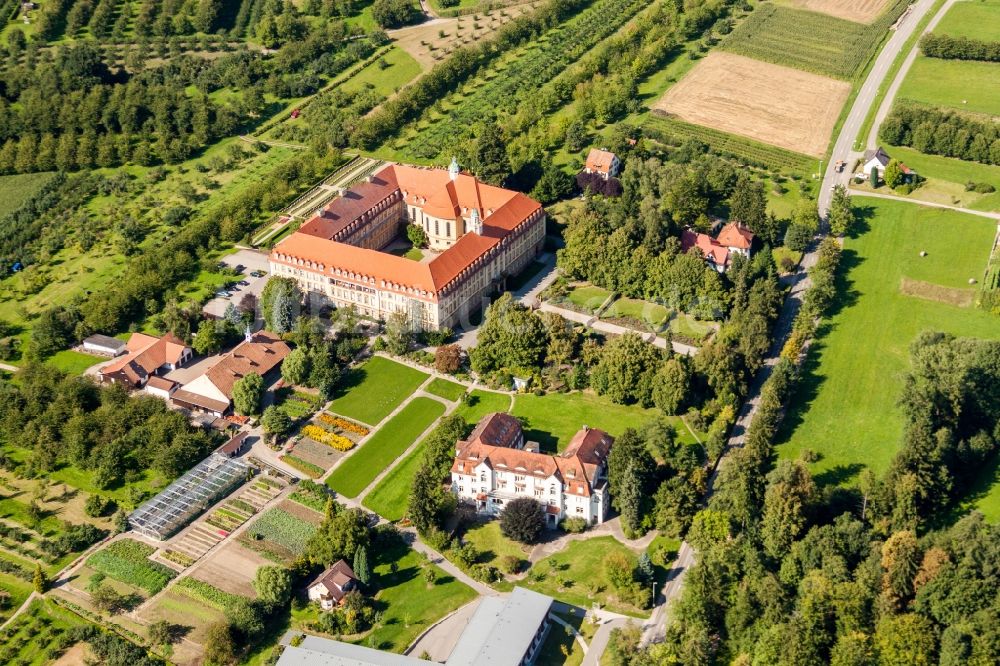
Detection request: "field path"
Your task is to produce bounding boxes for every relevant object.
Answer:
[848,189,1000,219]
[865,0,960,150]
[820,0,941,216]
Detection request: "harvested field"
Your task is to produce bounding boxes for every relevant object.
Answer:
[899,277,976,307]
[781,0,890,23]
[189,541,268,597]
[654,52,850,157]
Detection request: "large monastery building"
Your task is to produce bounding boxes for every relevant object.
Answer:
[269,159,546,330]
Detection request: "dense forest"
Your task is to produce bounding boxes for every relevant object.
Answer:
[880,105,1000,166]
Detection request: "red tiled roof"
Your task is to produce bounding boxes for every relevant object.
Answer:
[100,333,188,385]
[309,560,358,604]
[272,165,543,298]
[145,376,177,391]
[171,388,230,414]
[204,331,291,399]
[585,148,617,174]
[716,222,754,250]
[681,228,729,267]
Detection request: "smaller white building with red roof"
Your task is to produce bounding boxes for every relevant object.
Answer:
[681,222,755,273]
[584,148,621,180]
[99,332,192,388]
[451,413,613,526]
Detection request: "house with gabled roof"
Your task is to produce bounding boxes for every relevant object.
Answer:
[584,148,621,180]
[99,332,192,389]
[307,560,360,611]
[681,222,755,273]
[171,331,290,417]
[450,413,613,526]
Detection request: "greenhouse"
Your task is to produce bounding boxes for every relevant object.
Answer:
[129,453,249,540]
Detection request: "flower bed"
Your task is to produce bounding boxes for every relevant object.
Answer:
[280,454,324,478]
[302,424,355,451]
[318,413,369,436]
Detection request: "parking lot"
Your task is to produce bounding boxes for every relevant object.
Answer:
[201,249,271,320]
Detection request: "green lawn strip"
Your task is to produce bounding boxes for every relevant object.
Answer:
[772,246,804,271]
[933,0,1000,41]
[340,45,423,97]
[454,390,513,425]
[425,378,467,402]
[565,285,613,312]
[362,441,425,521]
[45,350,104,376]
[520,536,660,617]
[777,198,1000,486]
[0,574,33,623]
[359,545,477,652]
[0,172,57,218]
[326,397,446,498]
[245,507,317,555]
[86,539,176,595]
[175,577,248,612]
[511,392,689,453]
[460,522,531,567]
[602,297,669,328]
[327,356,429,426]
[669,313,714,344]
[897,56,1000,117]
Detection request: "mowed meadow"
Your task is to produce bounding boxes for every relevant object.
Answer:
[776,198,1000,505]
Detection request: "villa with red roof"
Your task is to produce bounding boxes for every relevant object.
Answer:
[584,148,621,180]
[681,222,755,273]
[450,413,613,527]
[269,159,546,331]
[99,333,192,389]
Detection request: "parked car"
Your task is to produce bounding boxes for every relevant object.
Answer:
[238,280,250,286]
[216,290,232,298]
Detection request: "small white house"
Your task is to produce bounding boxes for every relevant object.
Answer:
[307,560,359,611]
[861,147,891,179]
[584,148,621,180]
[82,334,126,357]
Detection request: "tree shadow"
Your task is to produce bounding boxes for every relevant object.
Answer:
[813,463,865,487]
[846,204,876,240]
[517,417,557,454]
[330,367,368,400]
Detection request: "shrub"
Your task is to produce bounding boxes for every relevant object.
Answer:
[560,517,587,533]
[500,498,546,544]
[500,554,522,574]
[84,494,113,518]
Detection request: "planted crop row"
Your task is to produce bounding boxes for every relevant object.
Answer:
[280,454,325,478]
[176,577,245,613]
[401,0,648,159]
[246,507,317,555]
[721,0,911,80]
[643,114,816,176]
[86,539,175,595]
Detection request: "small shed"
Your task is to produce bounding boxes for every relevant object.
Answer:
[82,334,126,357]
[144,376,178,399]
[217,432,249,458]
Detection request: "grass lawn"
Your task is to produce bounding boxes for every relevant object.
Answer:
[425,377,467,402]
[0,574,33,624]
[934,0,1000,41]
[454,390,512,425]
[361,442,425,521]
[327,356,429,426]
[46,349,103,375]
[460,521,530,567]
[565,285,613,313]
[669,313,715,344]
[521,536,664,616]
[897,56,1000,117]
[776,198,1000,488]
[537,611,588,666]
[340,45,422,96]
[0,172,57,218]
[602,297,670,329]
[879,145,1000,212]
[362,543,477,653]
[512,391,697,453]
[326,397,445,498]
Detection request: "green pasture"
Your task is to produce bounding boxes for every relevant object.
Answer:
[777,198,1000,490]
[327,356,429,426]
[454,390,512,425]
[934,0,1000,41]
[875,145,1000,211]
[326,397,445,498]
[897,56,1000,117]
[0,172,57,219]
[340,46,423,97]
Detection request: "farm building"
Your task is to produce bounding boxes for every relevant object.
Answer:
[98,332,191,388]
[584,148,621,180]
[307,560,360,610]
[171,330,290,417]
[129,453,249,540]
[144,376,178,400]
[82,334,126,357]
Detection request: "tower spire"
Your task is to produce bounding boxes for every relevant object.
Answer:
[448,156,460,181]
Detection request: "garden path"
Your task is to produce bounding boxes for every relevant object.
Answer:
[538,301,699,356]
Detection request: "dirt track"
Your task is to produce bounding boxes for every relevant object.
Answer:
[784,0,890,23]
[653,52,851,158]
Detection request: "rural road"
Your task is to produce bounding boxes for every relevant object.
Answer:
[644,0,945,644]
[819,0,940,216]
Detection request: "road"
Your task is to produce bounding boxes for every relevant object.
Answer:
[641,0,943,646]
[818,0,939,216]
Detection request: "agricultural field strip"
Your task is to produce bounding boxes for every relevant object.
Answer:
[721,0,911,80]
[403,0,648,158]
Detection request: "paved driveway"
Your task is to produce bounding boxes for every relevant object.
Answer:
[202,249,271,320]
